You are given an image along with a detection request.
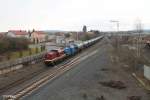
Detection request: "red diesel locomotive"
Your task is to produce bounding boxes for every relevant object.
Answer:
[44,49,66,66]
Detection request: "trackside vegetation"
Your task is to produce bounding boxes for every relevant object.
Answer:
[0,37,45,61]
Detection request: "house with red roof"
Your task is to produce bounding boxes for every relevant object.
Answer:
[7,30,29,38]
[30,31,47,43]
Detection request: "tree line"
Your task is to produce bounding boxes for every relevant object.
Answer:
[0,37,30,54]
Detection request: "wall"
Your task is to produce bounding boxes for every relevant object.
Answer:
[144,65,150,80]
[0,51,46,75]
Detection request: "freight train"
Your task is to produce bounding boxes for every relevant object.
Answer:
[44,36,103,66]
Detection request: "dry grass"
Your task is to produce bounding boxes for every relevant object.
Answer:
[110,37,147,72]
[0,47,43,62]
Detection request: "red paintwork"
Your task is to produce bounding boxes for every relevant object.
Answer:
[45,51,58,60]
[44,49,66,64]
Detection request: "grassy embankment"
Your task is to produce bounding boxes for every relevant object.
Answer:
[11,48,42,58]
[0,47,43,62]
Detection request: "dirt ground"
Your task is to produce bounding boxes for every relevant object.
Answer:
[23,37,150,100]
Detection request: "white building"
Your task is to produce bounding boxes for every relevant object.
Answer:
[56,36,65,44]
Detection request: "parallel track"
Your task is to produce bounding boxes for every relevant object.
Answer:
[14,56,81,99]
[2,51,84,100]
[2,37,104,100]
[0,53,81,95]
[0,67,47,94]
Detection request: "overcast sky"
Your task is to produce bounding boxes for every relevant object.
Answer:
[0,0,150,31]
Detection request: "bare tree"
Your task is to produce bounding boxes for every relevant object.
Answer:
[83,25,87,33]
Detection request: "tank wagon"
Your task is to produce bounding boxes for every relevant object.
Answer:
[44,36,103,66]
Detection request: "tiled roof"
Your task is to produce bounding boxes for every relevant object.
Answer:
[8,30,28,35]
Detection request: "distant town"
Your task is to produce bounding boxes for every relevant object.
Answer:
[0,25,102,62]
[0,26,102,44]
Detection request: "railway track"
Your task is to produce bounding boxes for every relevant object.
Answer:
[2,52,85,100]
[0,53,81,94]
[2,38,104,100]
[0,50,87,95]
[0,67,47,94]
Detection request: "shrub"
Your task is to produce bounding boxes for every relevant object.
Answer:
[0,37,30,54]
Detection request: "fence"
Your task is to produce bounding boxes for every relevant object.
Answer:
[0,51,46,75]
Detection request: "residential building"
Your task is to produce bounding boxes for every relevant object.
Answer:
[55,32,66,44]
[7,30,29,38]
[30,31,47,43]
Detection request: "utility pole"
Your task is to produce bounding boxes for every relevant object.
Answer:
[110,20,120,50]
[110,20,119,32]
[77,31,79,41]
[135,19,142,58]
[134,19,143,71]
